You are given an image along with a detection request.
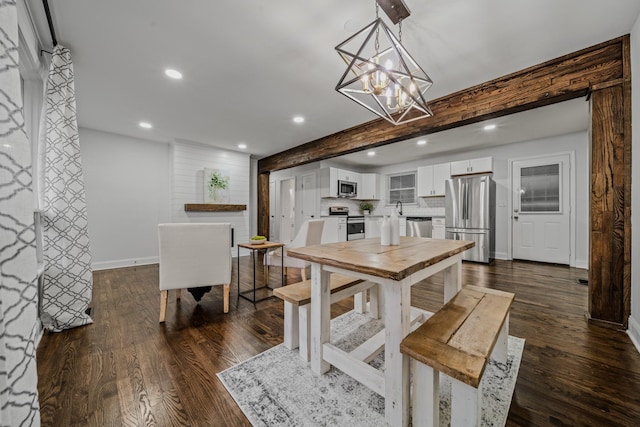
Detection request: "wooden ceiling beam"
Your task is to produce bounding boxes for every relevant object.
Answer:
[257,36,624,175]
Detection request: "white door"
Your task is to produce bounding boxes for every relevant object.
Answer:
[269,180,276,239]
[280,178,296,243]
[512,154,570,264]
[300,173,317,222]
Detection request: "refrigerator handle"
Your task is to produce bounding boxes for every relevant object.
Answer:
[463,181,468,220]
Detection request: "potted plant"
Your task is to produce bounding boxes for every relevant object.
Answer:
[207,169,230,202]
[359,201,374,215]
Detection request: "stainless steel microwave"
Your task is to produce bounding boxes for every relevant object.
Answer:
[338,180,357,198]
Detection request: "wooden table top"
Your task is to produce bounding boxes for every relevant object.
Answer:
[287,237,474,281]
[237,241,285,250]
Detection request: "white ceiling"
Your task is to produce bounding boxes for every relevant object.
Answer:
[25,0,640,164]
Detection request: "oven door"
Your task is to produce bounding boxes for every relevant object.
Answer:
[346,220,365,240]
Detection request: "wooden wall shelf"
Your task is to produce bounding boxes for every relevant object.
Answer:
[184,204,247,212]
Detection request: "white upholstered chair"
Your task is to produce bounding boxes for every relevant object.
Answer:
[158,223,232,322]
[264,219,324,281]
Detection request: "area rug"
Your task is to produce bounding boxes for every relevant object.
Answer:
[218,311,524,427]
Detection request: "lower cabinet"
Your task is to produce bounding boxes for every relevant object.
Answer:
[322,217,346,243]
[432,217,445,239]
[365,217,380,238]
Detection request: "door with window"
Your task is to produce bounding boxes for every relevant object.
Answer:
[512,154,570,264]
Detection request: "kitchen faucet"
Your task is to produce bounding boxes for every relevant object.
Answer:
[395,201,403,216]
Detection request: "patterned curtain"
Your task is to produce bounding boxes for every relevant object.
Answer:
[38,45,93,331]
[0,1,41,425]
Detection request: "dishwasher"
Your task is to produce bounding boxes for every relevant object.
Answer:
[406,216,433,238]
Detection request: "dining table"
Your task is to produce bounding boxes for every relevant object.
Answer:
[287,236,475,427]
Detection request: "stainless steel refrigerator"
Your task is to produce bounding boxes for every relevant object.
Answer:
[445,174,495,263]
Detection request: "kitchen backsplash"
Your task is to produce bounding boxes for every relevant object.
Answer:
[320,197,445,217]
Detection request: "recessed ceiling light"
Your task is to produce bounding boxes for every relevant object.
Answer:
[238,143,247,149]
[139,121,152,129]
[484,124,496,131]
[417,139,427,146]
[165,68,183,79]
[367,151,376,156]
[293,116,305,124]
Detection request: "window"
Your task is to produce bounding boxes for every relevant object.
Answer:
[520,163,560,212]
[388,172,416,204]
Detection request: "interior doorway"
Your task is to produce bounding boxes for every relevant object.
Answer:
[279,178,296,243]
[511,153,573,264]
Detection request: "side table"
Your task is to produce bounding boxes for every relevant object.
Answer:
[237,241,285,306]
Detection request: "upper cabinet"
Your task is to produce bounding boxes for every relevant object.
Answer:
[336,169,359,184]
[319,167,362,198]
[450,156,493,176]
[354,173,381,200]
[417,163,450,197]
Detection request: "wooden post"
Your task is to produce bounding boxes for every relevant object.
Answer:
[257,172,270,239]
[588,79,631,328]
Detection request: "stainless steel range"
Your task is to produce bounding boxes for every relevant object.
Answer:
[328,207,365,241]
[346,215,365,241]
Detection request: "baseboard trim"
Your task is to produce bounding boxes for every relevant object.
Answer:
[584,310,625,330]
[573,259,589,269]
[628,315,640,354]
[493,252,509,260]
[92,257,159,271]
[92,252,244,271]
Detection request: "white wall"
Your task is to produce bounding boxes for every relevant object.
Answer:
[368,132,589,266]
[171,140,251,254]
[80,128,171,269]
[628,14,640,350]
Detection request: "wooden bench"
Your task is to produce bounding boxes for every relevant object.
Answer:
[274,274,378,361]
[400,285,515,427]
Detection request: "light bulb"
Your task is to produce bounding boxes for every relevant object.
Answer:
[385,59,393,70]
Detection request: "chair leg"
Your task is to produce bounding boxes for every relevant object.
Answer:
[223,284,230,313]
[159,290,168,323]
[301,267,306,281]
[176,289,181,300]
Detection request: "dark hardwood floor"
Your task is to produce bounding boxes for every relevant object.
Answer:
[36,258,640,426]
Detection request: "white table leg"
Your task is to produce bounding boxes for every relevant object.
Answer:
[444,258,462,303]
[369,284,381,319]
[354,291,366,313]
[310,262,330,374]
[412,360,439,427]
[451,377,481,427]
[384,279,411,427]
[299,304,310,361]
[283,301,299,350]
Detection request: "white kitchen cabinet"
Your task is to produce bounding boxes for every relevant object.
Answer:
[355,173,381,200]
[450,157,493,176]
[319,167,361,198]
[365,217,380,238]
[417,163,450,197]
[399,217,407,237]
[432,217,445,239]
[337,169,359,183]
[321,217,346,243]
[319,168,336,198]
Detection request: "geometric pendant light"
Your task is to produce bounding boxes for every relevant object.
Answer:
[335,4,433,125]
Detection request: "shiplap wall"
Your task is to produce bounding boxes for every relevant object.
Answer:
[171,140,251,255]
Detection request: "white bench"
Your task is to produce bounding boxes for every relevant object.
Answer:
[274,274,378,361]
[400,285,515,426]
